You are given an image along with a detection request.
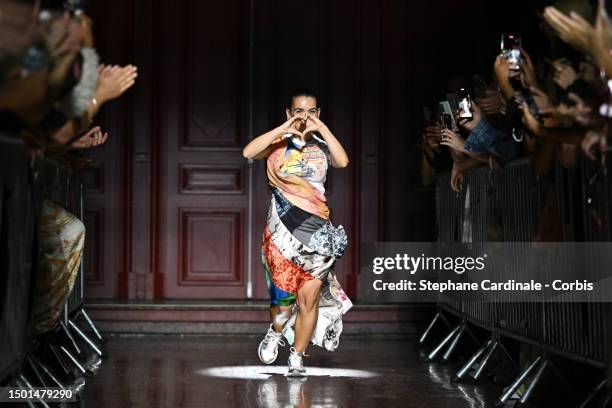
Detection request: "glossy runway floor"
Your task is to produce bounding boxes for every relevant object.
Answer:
[78,335,505,408]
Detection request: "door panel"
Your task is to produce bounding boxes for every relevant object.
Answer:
[159,0,249,299]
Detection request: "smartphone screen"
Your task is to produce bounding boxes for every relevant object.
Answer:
[501,33,522,71]
[457,88,473,119]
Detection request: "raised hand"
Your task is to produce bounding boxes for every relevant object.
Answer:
[277,115,306,139]
[70,126,109,150]
[95,64,139,104]
[593,0,612,56]
[543,6,594,53]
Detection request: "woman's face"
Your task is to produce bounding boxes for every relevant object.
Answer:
[286,96,319,132]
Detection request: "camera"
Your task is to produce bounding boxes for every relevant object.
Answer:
[501,33,521,71]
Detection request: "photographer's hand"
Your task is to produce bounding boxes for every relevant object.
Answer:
[440,129,466,153]
[494,55,517,100]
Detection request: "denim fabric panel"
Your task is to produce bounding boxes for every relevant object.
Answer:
[464,120,519,162]
[464,120,488,154]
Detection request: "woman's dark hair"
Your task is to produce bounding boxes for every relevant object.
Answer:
[288,88,318,108]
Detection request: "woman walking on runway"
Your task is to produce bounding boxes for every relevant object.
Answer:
[243,88,352,377]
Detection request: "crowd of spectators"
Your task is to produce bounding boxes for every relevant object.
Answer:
[422,0,612,194]
[0,0,136,391]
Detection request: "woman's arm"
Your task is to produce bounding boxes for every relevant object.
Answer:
[243,116,302,160]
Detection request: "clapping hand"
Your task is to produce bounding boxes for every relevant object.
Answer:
[70,126,109,150]
[543,6,594,53]
[95,65,139,104]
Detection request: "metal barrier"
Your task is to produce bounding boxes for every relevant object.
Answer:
[1,149,106,387]
[429,154,612,405]
[39,159,86,317]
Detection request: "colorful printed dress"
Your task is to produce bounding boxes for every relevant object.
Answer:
[261,133,352,352]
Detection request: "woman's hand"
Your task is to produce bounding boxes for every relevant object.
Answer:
[277,116,306,139]
[95,64,139,104]
[304,114,326,135]
[70,126,109,150]
[440,129,466,153]
[543,7,595,53]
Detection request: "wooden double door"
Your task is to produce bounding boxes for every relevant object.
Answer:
[85,0,368,301]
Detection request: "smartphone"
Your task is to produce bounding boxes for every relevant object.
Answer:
[501,33,521,71]
[457,88,473,119]
[439,101,457,129]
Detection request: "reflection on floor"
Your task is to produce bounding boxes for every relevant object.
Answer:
[78,335,503,408]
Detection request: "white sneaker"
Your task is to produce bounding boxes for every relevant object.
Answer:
[286,347,307,377]
[258,324,285,364]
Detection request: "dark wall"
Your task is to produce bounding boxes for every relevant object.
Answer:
[84,0,541,300]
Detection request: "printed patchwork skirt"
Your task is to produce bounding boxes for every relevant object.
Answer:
[261,188,352,351]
